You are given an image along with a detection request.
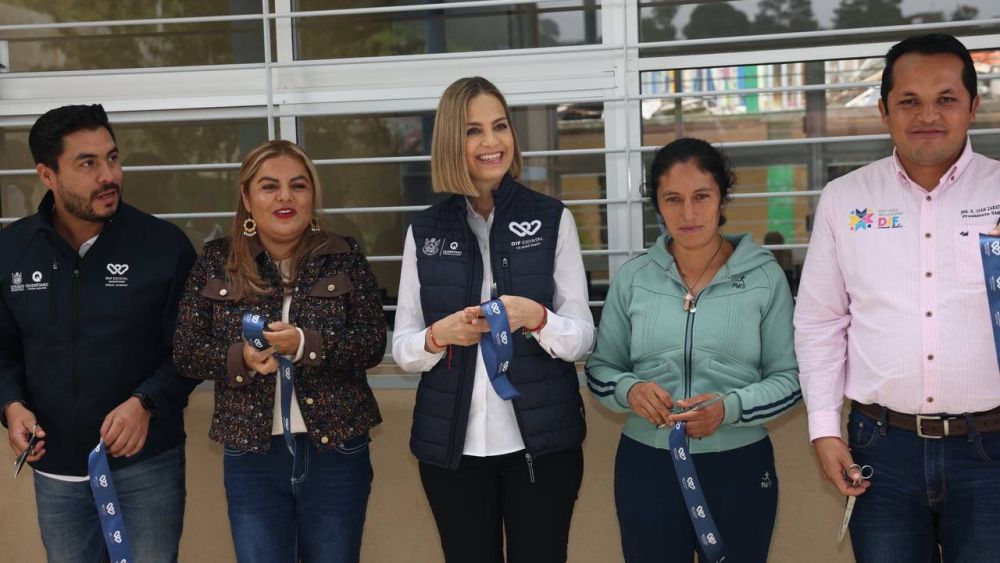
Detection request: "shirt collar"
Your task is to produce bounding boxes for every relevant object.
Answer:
[890,136,974,192]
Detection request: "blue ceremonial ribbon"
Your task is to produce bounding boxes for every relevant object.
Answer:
[479,299,521,401]
[242,312,295,455]
[88,442,134,563]
[980,234,1000,372]
[668,422,727,563]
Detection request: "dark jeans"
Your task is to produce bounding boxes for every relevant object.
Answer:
[615,434,777,563]
[34,446,186,563]
[223,433,373,563]
[848,407,1000,563]
[419,447,584,563]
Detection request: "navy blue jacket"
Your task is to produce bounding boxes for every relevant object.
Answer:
[409,175,586,469]
[0,191,198,475]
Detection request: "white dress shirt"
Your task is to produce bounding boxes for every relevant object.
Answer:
[392,203,594,457]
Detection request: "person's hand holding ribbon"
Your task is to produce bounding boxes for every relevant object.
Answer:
[100,396,152,458]
[263,321,301,357]
[670,393,726,438]
[425,309,490,353]
[494,295,545,332]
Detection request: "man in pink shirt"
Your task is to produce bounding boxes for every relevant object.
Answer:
[795,34,1000,562]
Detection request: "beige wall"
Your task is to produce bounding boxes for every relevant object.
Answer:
[0,387,856,562]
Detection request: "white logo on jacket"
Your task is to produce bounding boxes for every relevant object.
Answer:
[12,271,49,292]
[422,238,441,256]
[509,220,541,237]
[10,271,23,292]
[105,263,130,287]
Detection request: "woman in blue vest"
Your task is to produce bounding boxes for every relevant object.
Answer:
[586,138,801,563]
[392,76,595,562]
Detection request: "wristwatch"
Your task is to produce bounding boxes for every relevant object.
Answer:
[131,392,156,414]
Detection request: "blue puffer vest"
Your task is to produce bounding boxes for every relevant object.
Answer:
[409,174,586,469]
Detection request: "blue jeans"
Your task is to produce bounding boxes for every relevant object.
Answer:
[224,433,373,563]
[615,434,777,563]
[34,446,186,563]
[848,407,1000,563]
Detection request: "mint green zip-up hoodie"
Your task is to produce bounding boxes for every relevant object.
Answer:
[586,233,801,454]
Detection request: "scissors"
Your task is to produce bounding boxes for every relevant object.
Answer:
[13,424,38,479]
[656,394,728,429]
[838,463,873,542]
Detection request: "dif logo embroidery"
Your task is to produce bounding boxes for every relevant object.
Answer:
[509,220,541,237]
[105,263,130,288]
[849,209,873,231]
[850,208,903,231]
[509,219,544,251]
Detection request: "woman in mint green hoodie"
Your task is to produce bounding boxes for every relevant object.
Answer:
[586,138,800,563]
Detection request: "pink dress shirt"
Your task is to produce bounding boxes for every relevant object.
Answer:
[795,140,1000,441]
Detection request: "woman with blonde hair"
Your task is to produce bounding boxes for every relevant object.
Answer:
[392,76,595,562]
[174,139,385,563]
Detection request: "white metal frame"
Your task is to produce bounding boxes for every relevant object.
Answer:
[1,1,999,267]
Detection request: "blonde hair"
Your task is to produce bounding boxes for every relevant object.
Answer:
[431,76,522,196]
[226,139,329,303]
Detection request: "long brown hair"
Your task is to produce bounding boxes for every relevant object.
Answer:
[431,76,523,196]
[226,139,329,303]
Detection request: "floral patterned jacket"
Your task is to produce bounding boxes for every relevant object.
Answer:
[173,234,384,452]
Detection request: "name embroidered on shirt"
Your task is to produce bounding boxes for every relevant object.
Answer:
[960,204,1000,220]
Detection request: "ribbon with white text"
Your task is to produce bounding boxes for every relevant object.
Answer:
[668,422,727,563]
[243,312,295,454]
[88,442,133,563]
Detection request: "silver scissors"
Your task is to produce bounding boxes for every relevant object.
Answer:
[656,394,728,429]
[838,463,873,542]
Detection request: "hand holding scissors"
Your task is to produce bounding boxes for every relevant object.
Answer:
[838,463,874,542]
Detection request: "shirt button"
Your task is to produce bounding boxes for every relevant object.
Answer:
[235,375,244,383]
[927,396,934,403]
[925,233,932,239]
[925,272,932,278]
[320,436,329,444]
[305,398,314,406]
[309,352,318,360]
[327,284,336,292]
[927,354,935,361]
[219,289,228,297]
[925,311,933,317]
[925,195,932,201]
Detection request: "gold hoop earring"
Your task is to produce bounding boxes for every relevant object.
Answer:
[309,217,321,232]
[242,217,257,237]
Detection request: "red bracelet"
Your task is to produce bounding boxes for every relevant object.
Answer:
[524,305,548,332]
[428,323,445,350]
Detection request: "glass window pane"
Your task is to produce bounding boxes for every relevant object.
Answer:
[641,50,1000,146]
[1,1,269,71]
[639,1,998,50]
[294,0,601,60]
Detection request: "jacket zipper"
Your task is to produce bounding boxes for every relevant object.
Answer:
[683,305,696,401]
[49,257,58,322]
[70,261,81,456]
[495,250,535,483]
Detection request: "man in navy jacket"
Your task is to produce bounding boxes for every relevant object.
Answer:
[0,104,197,562]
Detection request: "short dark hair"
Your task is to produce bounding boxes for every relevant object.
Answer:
[881,34,978,111]
[647,137,735,226]
[28,104,117,171]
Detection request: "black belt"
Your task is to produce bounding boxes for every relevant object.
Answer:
[852,401,1000,439]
